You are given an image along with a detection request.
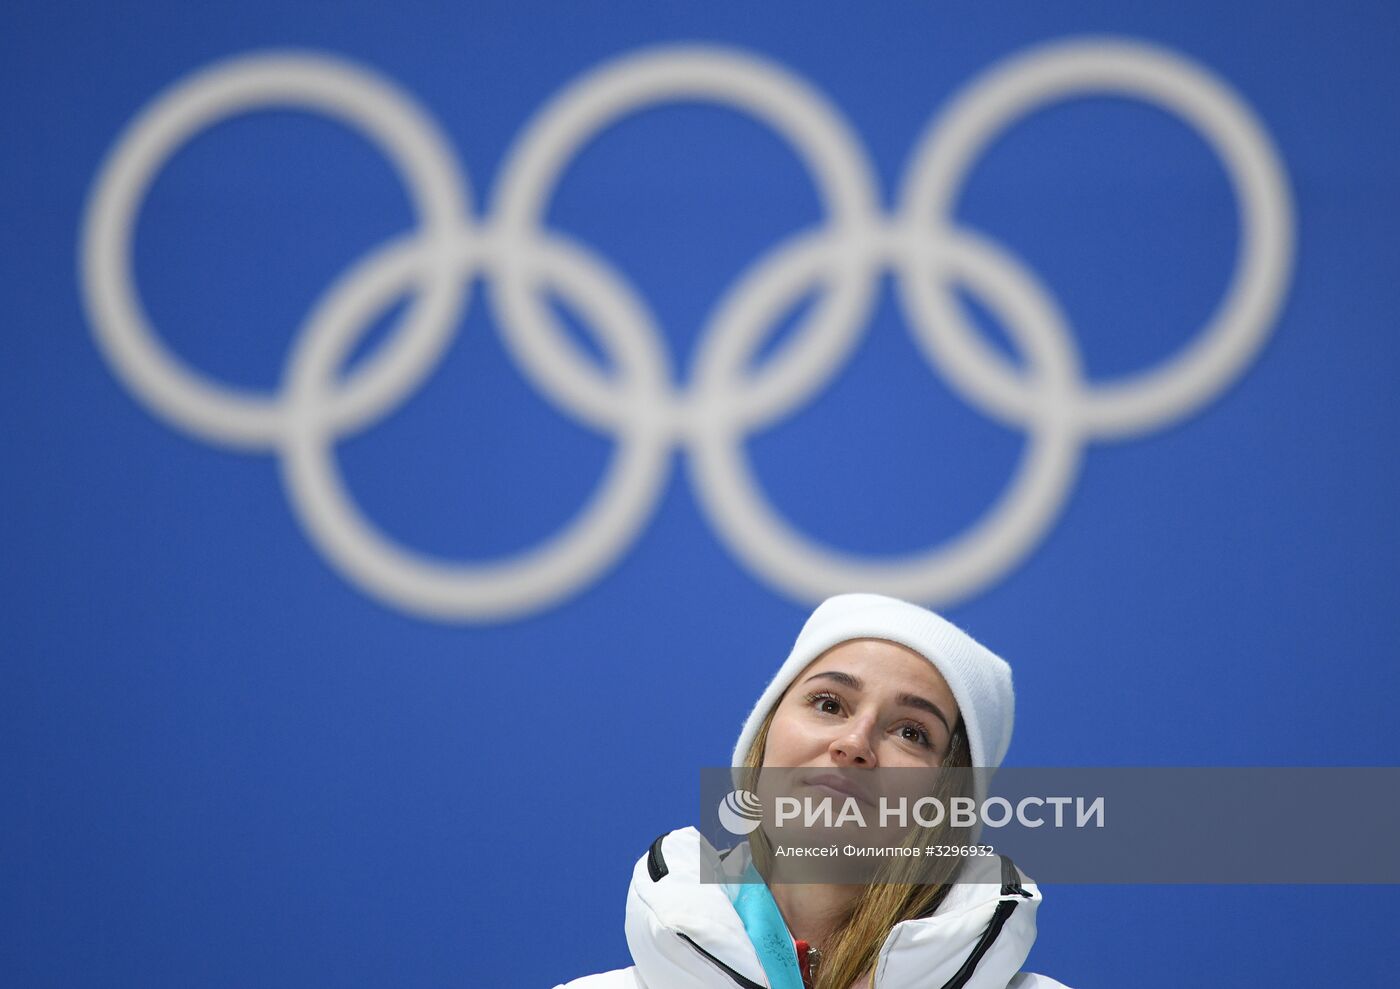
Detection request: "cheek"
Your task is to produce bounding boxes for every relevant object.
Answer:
[760,710,819,768]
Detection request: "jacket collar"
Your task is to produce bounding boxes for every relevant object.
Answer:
[625,829,1041,989]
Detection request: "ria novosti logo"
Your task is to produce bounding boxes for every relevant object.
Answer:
[717,785,1105,836]
[717,789,764,835]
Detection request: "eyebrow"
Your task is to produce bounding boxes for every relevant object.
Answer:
[802,670,952,735]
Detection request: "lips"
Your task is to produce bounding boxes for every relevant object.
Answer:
[801,772,874,806]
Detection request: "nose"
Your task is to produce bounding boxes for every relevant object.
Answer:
[830,719,877,768]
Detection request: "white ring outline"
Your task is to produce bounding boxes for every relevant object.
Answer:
[80,52,471,449]
[279,231,673,620]
[488,46,885,436]
[77,39,1295,619]
[899,38,1294,438]
[688,227,1084,605]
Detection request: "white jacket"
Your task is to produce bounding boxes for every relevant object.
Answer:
[555,828,1070,989]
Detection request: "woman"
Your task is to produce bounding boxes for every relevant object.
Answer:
[556,593,1071,989]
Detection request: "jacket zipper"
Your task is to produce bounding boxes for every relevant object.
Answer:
[938,855,1034,989]
[652,833,762,987]
[677,932,767,989]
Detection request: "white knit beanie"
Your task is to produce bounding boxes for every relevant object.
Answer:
[731,594,1015,770]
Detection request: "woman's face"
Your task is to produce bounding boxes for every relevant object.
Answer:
[761,638,960,771]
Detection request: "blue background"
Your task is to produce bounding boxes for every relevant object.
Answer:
[5,2,1400,985]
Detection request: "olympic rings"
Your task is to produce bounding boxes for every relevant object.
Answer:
[79,39,1294,620]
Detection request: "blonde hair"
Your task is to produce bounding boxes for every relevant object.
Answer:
[739,703,973,989]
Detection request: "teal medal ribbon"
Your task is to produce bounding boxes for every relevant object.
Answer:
[726,861,804,989]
